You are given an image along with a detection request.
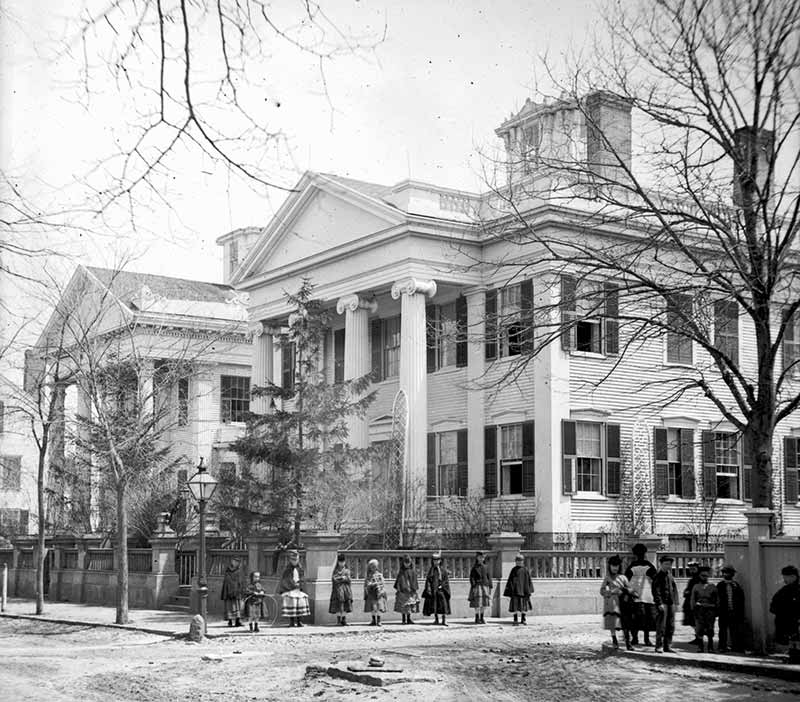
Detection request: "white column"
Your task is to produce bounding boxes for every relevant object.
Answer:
[336,293,378,449]
[465,289,486,497]
[391,277,437,523]
[75,382,100,532]
[249,322,275,414]
[533,273,571,543]
[192,366,216,466]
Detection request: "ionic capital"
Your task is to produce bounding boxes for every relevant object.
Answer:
[336,294,378,315]
[390,278,437,300]
[248,321,281,339]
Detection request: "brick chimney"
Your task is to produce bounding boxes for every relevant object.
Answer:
[585,91,632,180]
[732,126,774,208]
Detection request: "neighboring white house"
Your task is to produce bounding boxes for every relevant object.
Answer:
[13,265,252,534]
[224,92,800,549]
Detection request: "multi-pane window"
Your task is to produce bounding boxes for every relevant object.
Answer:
[427,298,467,372]
[575,422,603,492]
[220,375,250,423]
[666,294,693,365]
[0,455,22,490]
[484,422,535,497]
[371,316,401,381]
[485,281,534,360]
[177,377,189,426]
[561,275,619,355]
[714,433,740,499]
[427,429,467,497]
[666,429,682,495]
[562,421,621,496]
[714,300,739,365]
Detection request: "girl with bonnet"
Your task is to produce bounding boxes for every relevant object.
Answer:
[329,553,353,626]
[393,554,420,625]
[278,549,310,627]
[364,558,388,626]
[600,554,634,649]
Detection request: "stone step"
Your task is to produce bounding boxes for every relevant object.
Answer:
[162,603,190,612]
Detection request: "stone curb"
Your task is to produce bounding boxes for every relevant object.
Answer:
[0,612,182,639]
[601,643,800,682]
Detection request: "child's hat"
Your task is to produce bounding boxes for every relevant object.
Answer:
[286,549,299,558]
[367,558,379,569]
[721,563,736,574]
[432,551,442,560]
[782,565,799,577]
[659,555,674,563]
[515,553,524,562]
[250,571,261,580]
[336,553,346,562]
[475,550,484,557]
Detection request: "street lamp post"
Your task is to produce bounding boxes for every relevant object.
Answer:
[186,458,218,634]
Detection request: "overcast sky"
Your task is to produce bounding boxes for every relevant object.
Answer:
[2,1,598,285]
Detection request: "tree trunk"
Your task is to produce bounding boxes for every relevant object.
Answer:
[35,445,47,615]
[116,483,129,624]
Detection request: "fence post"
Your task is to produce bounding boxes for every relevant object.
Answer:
[149,513,180,609]
[302,532,342,626]
[487,532,525,618]
[745,508,773,654]
[2,563,7,611]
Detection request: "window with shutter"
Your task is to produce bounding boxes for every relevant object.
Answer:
[680,429,696,499]
[280,339,295,391]
[702,430,745,500]
[785,437,799,504]
[606,423,621,496]
[369,317,401,381]
[484,425,498,497]
[428,430,465,497]
[654,428,669,498]
[562,420,576,495]
[520,280,534,355]
[714,300,739,365]
[370,319,382,380]
[560,276,577,351]
[604,283,619,356]
[701,430,717,499]
[783,308,800,373]
[485,290,498,361]
[456,429,468,496]
[741,432,752,502]
[666,294,694,365]
[522,421,535,496]
[221,375,251,422]
[333,328,345,384]
[427,299,466,372]
[455,295,468,368]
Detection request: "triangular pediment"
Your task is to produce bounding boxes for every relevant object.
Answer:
[236,173,406,282]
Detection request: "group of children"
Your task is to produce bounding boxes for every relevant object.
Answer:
[221,549,534,629]
[601,544,800,656]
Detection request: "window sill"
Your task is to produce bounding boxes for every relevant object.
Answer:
[428,365,466,377]
[568,351,608,360]
[715,498,745,505]
[496,493,527,500]
[662,495,696,503]
[573,492,609,501]
[662,361,695,370]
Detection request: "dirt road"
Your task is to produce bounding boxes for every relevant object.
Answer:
[1,617,797,701]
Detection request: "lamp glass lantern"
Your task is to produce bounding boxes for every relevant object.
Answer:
[187,459,218,502]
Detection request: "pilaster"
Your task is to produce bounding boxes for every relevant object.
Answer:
[192,365,216,465]
[465,289,486,497]
[391,277,437,523]
[249,322,276,414]
[336,294,378,449]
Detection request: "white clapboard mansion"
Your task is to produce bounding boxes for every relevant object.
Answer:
[221,91,800,549]
[6,266,251,534]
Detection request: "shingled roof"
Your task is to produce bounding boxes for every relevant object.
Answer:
[85,267,233,304]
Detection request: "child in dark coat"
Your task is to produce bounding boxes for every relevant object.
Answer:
[682,561,702,644]
[770,565,800,651]
[329,553,353,626]
[243,571,266,632]
[422,552,451,626]
[504,553,534,626]
[716,563,745,652]
[469,551,493,625]
[220,556,245,627]
[691,565,719,652]
[393,555,420,625]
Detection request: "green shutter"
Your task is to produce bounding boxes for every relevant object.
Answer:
[485,290,498,361]
[370,319,383,381]
[561,276,577,351]
[457,429,468,497]
[562,420,576,495]
[654,427,668,498]
[702,430,717,499]
[484,425,497,497]
[522,421,535,496]
[785,437,798,504]
[455,295,468,368]
[426,305,437,374]
[427,433,437,498]
[604,282,619,355]
[606,423,621,496]
[680,429,696,499]
[521,279,534,355]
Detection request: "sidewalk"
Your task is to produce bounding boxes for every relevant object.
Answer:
[602,637,800,683]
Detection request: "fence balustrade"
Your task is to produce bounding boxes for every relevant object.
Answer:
[62,550,79,570]
[208,550,248,576]
[343,550,489,580]
[85,549,114,571]
[127,549,153,573]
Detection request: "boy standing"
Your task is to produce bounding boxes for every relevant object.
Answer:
[769,565,800,654]
[503,553,534,626]
[422,552,451,626]
[691,565,719,652]
[244,571,266,632]
[651,555,679,653]
[716,564,745,652]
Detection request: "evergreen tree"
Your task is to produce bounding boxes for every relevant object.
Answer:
[224,280,376,546]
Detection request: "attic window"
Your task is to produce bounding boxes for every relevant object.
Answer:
[229,240,239,278]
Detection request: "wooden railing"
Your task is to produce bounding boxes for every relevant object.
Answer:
[85,549,114,571]
[524,550,725,579]
[127,549,152,573]
[62,550,79,570]
[208,549,248,576]
[342,551,490,580]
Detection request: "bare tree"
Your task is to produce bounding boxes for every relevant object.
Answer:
[480,0,800,516]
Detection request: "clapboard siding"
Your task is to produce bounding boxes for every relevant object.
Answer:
[483,360,535,420]
[428,368,468,425]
